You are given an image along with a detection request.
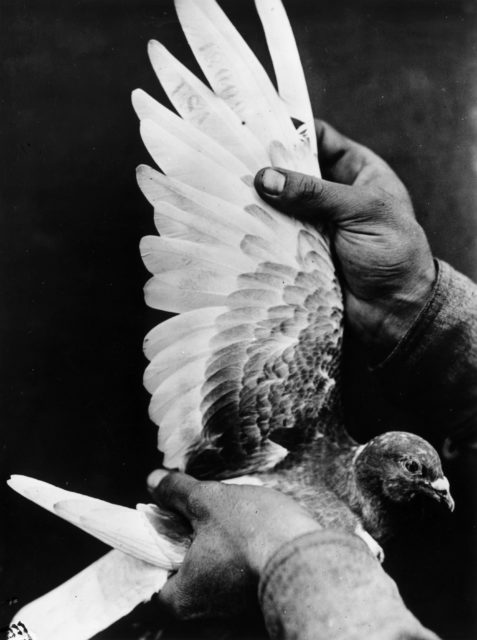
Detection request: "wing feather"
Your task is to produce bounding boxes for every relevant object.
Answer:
[174,0,304,170]
[255,0,319,174]
[132,88,250,176]
[147,40,268,171]
[136,0,348,475]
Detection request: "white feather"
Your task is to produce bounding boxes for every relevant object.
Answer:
[132,88,250,177]
[138,119,301,243]
[10,550,168,640]
[153,201,250,249]
[147,40,268,171]
[7,476,184,568]
[143,307,227,360]
[140,119,256,205]
[137,165,299,247]
[154,395,204,468]
[53,500,182,568]
[255,0,319,175]
[144,335,216,393]
[175,0,302,169]
[7,475,97,515]
[140,236,255,276]
[144,275,228,313]
[149,360,208,424]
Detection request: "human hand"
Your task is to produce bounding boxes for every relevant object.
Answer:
[148,471,320,620]
[254,120,436,357]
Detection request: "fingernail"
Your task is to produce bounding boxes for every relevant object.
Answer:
[147,468,168,490]
[261,168,286,195]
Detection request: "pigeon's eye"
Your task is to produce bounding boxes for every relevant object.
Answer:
[404,459,420,474]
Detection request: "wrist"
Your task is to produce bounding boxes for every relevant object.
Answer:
[355,258,437,361]
[247,519,322,577]
[378,259,436,354]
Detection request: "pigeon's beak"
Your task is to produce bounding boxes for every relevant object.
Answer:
[430,477,455,512]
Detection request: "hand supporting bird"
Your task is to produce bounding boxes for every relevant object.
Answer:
[148,470,320,620]
[255,119,436,359]
[148,471,441,640]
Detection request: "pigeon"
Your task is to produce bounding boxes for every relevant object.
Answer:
[8,1,454,639]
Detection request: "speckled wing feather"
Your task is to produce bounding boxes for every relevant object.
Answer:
[135,0,350,476]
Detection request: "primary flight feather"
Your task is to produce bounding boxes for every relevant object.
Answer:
[9,1,454,639]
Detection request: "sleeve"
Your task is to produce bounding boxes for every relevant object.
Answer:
[258,530,440,640]
[372,260,477,451]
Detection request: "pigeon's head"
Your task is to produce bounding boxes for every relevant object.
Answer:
[355,431,455,512]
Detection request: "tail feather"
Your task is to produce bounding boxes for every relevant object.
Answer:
[54,500,184,568]
[9,477,269,639]
[11,550,168,640]
[8,476,186,568]
[7,475,102,515]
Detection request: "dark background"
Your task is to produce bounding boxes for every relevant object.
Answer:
[1,0,477,638]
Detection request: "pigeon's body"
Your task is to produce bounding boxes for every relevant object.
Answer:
[261,443,363,533]
[8,1,454,639]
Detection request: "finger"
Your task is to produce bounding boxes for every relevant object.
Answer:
[315,119,391,186]
[149,471,200,520]
[254,167,369,224]
[147,468,169,492]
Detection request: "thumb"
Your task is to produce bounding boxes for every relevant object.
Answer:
[254,167,369,224]
[148,470,200,521]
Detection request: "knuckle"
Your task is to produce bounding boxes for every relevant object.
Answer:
[186,481,221,517]
[402,218,426,248]
[296,174,323,204]
[155,473,177,503]
[366,187,393,217]
[368,188,388,208]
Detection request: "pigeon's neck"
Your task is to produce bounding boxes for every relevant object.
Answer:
[343,449,393,542]
[318,443,360,499]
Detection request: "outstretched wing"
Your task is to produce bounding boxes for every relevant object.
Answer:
[135,0,349,476]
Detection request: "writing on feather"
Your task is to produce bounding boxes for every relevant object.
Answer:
[6,621,33,640]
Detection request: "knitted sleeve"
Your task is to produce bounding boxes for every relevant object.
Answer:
[373,260,477,451]
[258,530,439,640]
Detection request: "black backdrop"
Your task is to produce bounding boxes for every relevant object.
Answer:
[1,0,477,638]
